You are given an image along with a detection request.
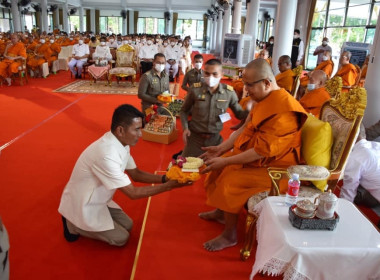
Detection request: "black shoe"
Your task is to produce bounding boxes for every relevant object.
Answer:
[61,216,79,242]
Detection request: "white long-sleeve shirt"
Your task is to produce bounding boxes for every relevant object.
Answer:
[341,139,380,203]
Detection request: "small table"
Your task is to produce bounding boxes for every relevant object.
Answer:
[87,64,110,85]
[250,196,380,280]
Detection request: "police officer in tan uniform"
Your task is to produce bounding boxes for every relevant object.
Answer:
[180,59,248,157]
[181,54,204,93]
[138,53,170,114]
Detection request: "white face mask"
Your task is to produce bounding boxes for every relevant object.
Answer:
[100,41,106,46]
[155,63,165,72]
[293,35,299,39]
[147,40,152,45]
[204,76,221,87]
[194,62,202,70]
[40,39,45,44]
[123,40,128,45]
[50,39,54,43]
[307,83,316,91]
[322,41,328,45]
[56,36,60,39]
[178,43,183,47]
[69,38,73,40]
[163,42,168,46]
[109,38,114,42]
[132,41,136,45]
[78,40,83,45]
[170,42,176,47]
[322,55,328,61]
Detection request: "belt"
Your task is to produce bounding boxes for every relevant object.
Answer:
[194,132,217,139]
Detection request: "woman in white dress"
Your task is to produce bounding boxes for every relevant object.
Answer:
[93,37,112,62]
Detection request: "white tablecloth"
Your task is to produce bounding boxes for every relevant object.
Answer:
[250,196,380,280]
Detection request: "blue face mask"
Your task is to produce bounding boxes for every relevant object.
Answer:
[307,83,316,91]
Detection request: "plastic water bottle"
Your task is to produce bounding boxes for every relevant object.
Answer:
[285,173,300,206]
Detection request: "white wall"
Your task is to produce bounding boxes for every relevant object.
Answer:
[138,11,165,18]
[177,12,204,20]
[100,10,125,17]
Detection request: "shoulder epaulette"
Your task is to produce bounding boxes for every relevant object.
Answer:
[193,82,202,88]
[226,85,234,91]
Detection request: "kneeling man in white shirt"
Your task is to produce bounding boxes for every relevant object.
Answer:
[58,104,190,246]
[341,124,380,208]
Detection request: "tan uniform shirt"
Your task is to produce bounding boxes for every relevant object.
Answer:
[180,82,247,134]
[138,69,170,112]
[181,68,203,92]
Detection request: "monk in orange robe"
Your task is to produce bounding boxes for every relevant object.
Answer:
[0,36,6,55]
[257,49,271,66]
[359,55,369,87]
[334,51,358,87]
[275,55,295,93]
[48,37,61,65]
[300,51,334,88]
[27,38,52,73]
[0,34,27,85]
[199,59,307,251]
[299,70,331,118]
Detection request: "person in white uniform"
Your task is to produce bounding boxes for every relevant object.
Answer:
[164,38,180,81]
[92,37,112,62]
[0,216,9,280]
[58,104,190,246]
[341,124,380,208]
[68,37,90,79]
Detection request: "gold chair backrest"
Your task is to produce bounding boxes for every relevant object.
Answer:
[291,65,303,99]
[320,87,367,174]
[116,44,135,67]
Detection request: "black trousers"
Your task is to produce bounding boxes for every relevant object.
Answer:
[140,61,153,74]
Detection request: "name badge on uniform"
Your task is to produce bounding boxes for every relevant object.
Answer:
[219,113,231,123]
[197,94,206,101]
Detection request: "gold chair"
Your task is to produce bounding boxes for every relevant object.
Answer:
[240,85,367,261]
[108,44,137,86]
[291,65,303,99]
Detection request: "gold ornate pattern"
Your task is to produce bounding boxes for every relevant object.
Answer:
[329,87,367,119]
[292,65,303,76]
[325,76,343,98]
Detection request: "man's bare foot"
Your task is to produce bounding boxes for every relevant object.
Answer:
[203,233,237,252]
[199,209,225,224]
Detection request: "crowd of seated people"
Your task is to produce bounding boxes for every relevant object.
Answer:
[0,30,194,85]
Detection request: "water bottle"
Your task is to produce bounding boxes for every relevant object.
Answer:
[285,173,300,206]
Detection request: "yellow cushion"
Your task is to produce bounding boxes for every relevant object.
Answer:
[301,114,333,191]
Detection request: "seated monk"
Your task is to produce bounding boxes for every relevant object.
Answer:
[27,37,53,76]
[334,50,358,87]
[359,55,369,87]
[257,49,271,65]
[199,59,307,251]
[300,50,333,88]
[275,55,295,93]
[0,34,27,86]
[48,36,61,67]
[0,34,7,56]
[299,70,331,118]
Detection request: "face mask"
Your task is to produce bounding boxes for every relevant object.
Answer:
[123,40,128,45]
[170,42,176,47]
[293,35,299,39]
[142,39,146,43]
[269,41,273,44]
[136,39,140,43]
[322,55,328,61]
[69,38,73,40]
[194,62,202,70]
[322,41,328,46]
[178,43,183,47]
[100,41,106,46]
[128,40,131,44]
[163,42,168,46]
[56,36,60,39]
[117,41,121,44]
[147,40,152,45]
[155,63,165,72]
[25,35,28,38]
[50,39,54,43]
[204,76,221,87]
[40,39,45,44]
[132,41,136,45]
[78,40,83,45]
[307,83,316,91]
[109,39,114,42]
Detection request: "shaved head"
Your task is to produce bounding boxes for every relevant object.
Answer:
[309,70,327,90]
[245,58,275,82]
[278,55,292,72]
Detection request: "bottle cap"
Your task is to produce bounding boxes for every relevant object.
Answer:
[291,173,299,180]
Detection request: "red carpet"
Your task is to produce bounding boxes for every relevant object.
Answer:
[1,66,377,280]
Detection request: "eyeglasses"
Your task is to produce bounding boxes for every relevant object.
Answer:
[244,79,267,87]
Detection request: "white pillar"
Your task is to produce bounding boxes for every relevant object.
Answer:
[11,0,21,32]
[41,0,48,32]
[212,18,218,51]
[215,9,223,54]
[231,0,242,34]
[245,0,260,62]
[272,0,297,75]
[364,12,380,127]
[129,10,134,34]
[90,9,96,33]
[207,18,212,50]
[79,7,84,32]
[62,3,69,33]
[54,9,60,29]
[221,5,231,55]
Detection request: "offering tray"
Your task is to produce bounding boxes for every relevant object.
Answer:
[289,205,339,231]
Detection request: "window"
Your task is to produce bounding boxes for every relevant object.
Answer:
[137,18,165,34]
[99,16,122,34]
[0,8,11,32]
[306,0,378,70]
[175,19,204,40]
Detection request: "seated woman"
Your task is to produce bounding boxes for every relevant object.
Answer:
[92,37,112,63]
[87,37,112,83]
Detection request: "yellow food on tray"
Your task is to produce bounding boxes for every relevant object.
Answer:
[157,92,175,103]
[166,165,201,183]
[166,156,205,183]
